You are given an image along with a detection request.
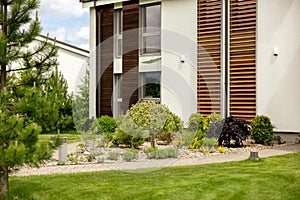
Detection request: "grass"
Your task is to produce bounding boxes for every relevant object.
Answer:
[38,133,81,144]
[10,153,300,200]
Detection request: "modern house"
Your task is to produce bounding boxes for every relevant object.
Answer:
[34,35,89,94]
[80,0,300,133]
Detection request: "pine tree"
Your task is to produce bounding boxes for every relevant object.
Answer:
[0,0,58,198]
[73,68,89,131]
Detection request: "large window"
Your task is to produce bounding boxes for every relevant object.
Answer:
[141,72,161,99]
[141,4,161,54]
[114,10,123,58]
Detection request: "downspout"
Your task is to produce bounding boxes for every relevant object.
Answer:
[221,0,230,118]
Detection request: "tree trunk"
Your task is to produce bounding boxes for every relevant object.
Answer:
[150,133,155,148]
[0,166,8,199]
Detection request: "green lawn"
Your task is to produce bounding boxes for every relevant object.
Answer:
[10,153,300,200]
[38,133,81,144]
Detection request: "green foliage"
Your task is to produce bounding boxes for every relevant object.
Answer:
[202,138,218,149]
[128,102,183,147]
[188,113,205,132]
[0,0,60,197]
[114,114,147,149]
[73,68,89,132]
[187,113,223,150]
[173,132,195,148]
[97,115,117,134]
[15,66,74,133]
[108,151,120,161]
[123,149,138,162]
[251,115,274,146]
[145,147,178,159]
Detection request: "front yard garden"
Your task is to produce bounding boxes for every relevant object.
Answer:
[9,153,300,200]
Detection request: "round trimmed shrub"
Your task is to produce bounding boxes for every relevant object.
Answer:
[251,115,274,146]
[97,115,116,134]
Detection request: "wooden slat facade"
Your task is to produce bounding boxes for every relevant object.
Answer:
[122,0,139,112]
[229,0,256,121]
[198,0,257,121]
[197,0,222,117]
[96,5,114,117]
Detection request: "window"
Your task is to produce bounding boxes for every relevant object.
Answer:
[113,74,122,116]
[141,4,161,54]
[114,10,123,58]
[141,72,161,99]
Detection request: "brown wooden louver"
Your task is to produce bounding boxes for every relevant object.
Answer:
[197,0,222,117]
[96,4,114,117]
[229,0,256,121]
[122,0,139,112]
[197,0,256,121]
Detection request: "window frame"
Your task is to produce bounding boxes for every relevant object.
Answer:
[114,9,123,58]
[140,3,161,56]
[139,71,161,102]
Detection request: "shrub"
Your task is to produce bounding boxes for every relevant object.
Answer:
[114,114,147,148]
[108,151,120,161]
[97,115,116,134]
[189,130,205,150]
[202,138,218,149]
[173,131,195,148]
[123,149,138,162]
[251,115,274,146]
[145,147,178,159]
[187,113,205,132]
[129,102,183,147]
[218,117,250,147]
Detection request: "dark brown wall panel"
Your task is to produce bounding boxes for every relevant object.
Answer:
[96,5,114,117]
[197,0,222,117]
[122,0,139,112]
[230,0,256,121]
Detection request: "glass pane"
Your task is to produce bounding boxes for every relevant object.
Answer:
[117,39,122,56]
[145,5,161,33]
[144,35,161,54]
[118,10,123,34]
[143,72,161,98]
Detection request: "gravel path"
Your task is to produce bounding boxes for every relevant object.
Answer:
[11,143,300,176]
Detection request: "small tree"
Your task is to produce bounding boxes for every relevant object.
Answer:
[129,102,182,148]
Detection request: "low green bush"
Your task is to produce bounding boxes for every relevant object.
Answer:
[145,147,178,159]
[251,115,274,146]
[108,151,120,161]
[114,114,147,148]
[173,131,195,148]
[187,113,205,132]
[202,138,218,149]
[123,149,138,162]
[97,115,116,135]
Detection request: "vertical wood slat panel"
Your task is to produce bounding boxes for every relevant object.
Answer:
[96,5,114,117]
[230,0,256,121]
[122,0,139,112]
[197,0,222,117]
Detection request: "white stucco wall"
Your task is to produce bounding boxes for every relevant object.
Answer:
[33,37,89,95]
[257,0,300,132]
[161,0,197,125]
[56,47,89,94]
